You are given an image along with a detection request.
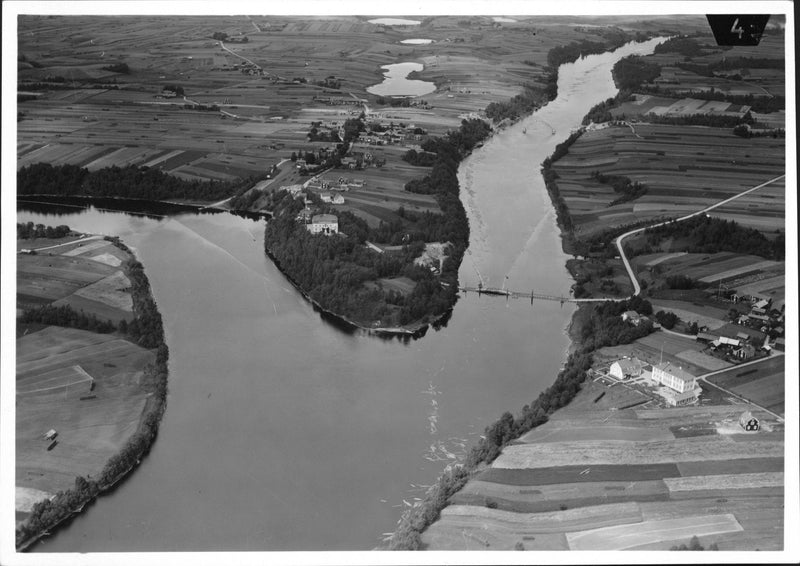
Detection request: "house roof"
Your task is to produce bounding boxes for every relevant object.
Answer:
[613,358,642,372]
[736,332,750,340]
[654,362,696,383]
[697,332,718,341]
[312,214,338,224]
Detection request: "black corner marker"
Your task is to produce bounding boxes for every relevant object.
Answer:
[706,15,771,46]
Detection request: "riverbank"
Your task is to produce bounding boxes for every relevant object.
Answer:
[17,194,269,220]
[15,234,169,551]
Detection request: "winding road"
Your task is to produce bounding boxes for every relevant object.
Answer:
[615,174,786,297]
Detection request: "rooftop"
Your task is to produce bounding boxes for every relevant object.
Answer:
[654,362,696,383]
[312,214,338,224]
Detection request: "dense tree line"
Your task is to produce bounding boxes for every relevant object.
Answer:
[638,215,783,260]
[540,131,584,243]
[485,83,554,124]
[671,535,719,551]
[16,239,169,551]
[402,149,438,167]
[388,296,655,550]
[674,57,785,79]
[654,310,679,329]
[547,39,608,68]
[20,304,116,333]
[733,123,784,139]
[102,62,130,74]
[612,55,662,90]
[653,36,705,56]
[665,274,707,290]
[17,163,249,202]
[590,171,647,205]
[582,91,634,124]
[17,221,71,240]
[638,111,756,128]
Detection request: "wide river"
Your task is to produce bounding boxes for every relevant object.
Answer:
[20,37,664,552]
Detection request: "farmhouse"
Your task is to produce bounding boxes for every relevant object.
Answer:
[609,358,643,380]
[652,362,701,406]
[621,311,643,325]
[739,411,760,431]
[307,214,338,236]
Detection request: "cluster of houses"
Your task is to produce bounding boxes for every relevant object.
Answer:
[306,177,365,192]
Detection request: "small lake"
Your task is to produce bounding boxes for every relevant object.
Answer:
[493,17,518,23]
[366,62,435,97]
[368,18,421,26]
[400,39,433,45]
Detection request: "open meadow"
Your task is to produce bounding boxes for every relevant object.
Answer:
[17,237,135,323]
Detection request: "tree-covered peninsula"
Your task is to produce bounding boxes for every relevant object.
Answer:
[263,119,491,332]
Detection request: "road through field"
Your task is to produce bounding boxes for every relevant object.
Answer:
[615,174,786,296]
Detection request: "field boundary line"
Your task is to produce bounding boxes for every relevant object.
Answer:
[615,174,786,297]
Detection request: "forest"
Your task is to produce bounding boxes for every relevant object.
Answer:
[17,162,249,202]
[263,119,491,329]
[612,55,662,90]
[17,221,71,240]
[590,170,648,206]
[635,215,784,261]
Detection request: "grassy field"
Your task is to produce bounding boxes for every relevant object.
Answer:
[706,356,785,415]
[17,238,136,323]
[422,378,784,550]
[553,124,785,239]
[15,326,154,521]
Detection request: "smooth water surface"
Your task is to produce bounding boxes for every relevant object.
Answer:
[368,18,421,26]
[23,37,664,553]
[400,39,433,45]
[366,62,436,97]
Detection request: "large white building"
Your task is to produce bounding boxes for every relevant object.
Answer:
[306,214,338,236]
[652,362,701,406]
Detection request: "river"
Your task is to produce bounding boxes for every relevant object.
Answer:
[19,37,665,552]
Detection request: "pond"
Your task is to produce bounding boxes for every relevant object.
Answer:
[366,62,436,97]
[368,18,421,26]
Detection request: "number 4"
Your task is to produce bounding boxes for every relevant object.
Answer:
[731,18,744,39]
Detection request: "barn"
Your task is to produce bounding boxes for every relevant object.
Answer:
[738,411,760,432]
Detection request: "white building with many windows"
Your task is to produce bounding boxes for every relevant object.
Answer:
[652,362,701,406]
[306,214,338,235]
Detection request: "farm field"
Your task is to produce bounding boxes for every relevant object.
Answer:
[612,94,751,119]
[15,326,154,525]
[16,14,688,199]
[706,356,785,416]
[17,237,135,323]
[422,380,784,550]
[552,124,785,238]
[14,231,160,529]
